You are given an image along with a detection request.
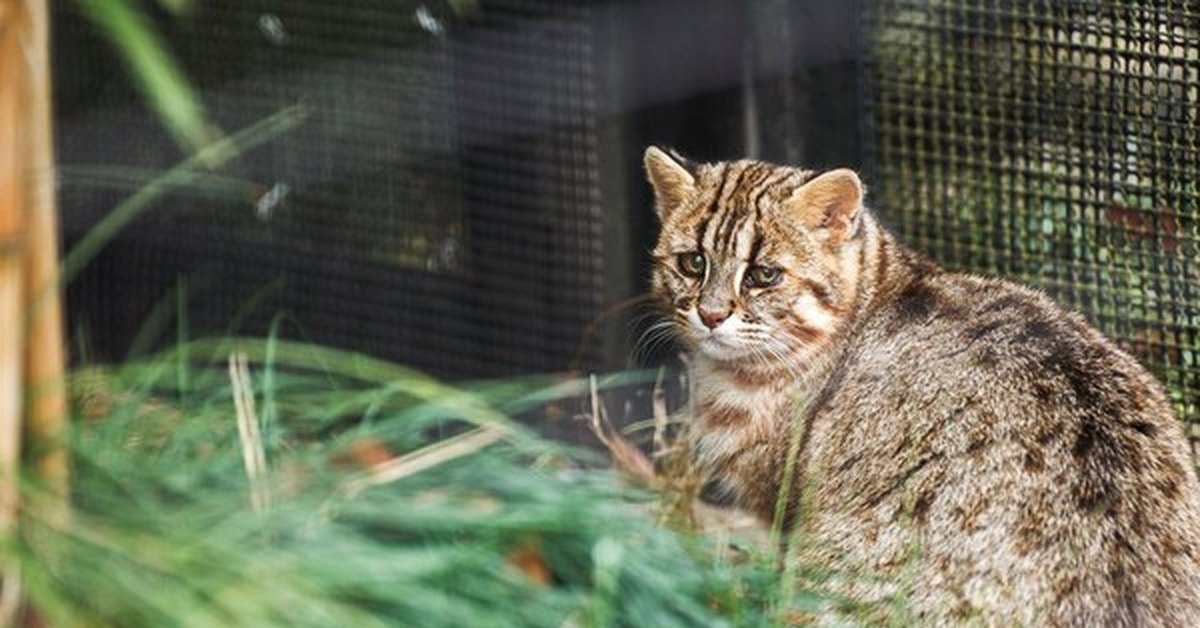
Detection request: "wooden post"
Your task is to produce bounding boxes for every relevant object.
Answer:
[18,0,68,500]
[0,1,28,620]
[0,0,67,620]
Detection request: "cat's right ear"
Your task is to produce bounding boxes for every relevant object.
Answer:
[644,146,697,220]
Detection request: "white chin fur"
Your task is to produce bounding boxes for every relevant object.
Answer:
[686,311,757,360]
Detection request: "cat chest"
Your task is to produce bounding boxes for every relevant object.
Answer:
[692,384,795,463]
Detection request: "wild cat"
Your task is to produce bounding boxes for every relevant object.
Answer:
[643,146,1200,626]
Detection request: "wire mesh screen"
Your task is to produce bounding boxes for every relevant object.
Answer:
[55,0,604,378]
[864,1,1200,454]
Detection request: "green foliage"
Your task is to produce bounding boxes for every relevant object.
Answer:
[74,0,221,159]
[8,339,797,627]
[58,106,307,286]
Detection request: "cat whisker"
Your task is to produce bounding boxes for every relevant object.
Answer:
[631,320,680,367]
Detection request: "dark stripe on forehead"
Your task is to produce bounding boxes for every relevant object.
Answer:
[693,163,729,250]
[751,168,790,216]
[747,232,764,264]
[741,170,788,253]
[736,165,781,252]
[700,164,739,248]
[693,215,707,248]
[720,164,773,249]
[716,163,771,251]
[744,163,775,202]
[709,163,748,250]
[733,163,769,211]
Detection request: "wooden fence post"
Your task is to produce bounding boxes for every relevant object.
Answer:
[0,0,29,620]
[19,0,68,501]
[0,0,68,621]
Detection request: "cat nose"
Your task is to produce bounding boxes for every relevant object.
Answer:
[698,306,730,329]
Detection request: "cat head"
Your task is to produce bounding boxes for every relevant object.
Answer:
[645,146,867,367]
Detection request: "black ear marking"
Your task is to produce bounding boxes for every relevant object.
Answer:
[664,147,699,176]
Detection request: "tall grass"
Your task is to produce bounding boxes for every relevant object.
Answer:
[73,0,224,160]
[6,337,800,627]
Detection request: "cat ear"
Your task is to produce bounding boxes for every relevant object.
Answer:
[787,168,864,246]
[644,146,697,219]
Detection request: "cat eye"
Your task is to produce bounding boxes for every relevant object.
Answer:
[744,265,781,289]
[677,252,706,278]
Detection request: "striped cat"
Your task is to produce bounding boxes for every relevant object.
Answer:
[644,146,1200,626]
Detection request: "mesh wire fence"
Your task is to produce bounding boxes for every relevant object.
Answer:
[864,0,1200,456]
[56,0,605,379]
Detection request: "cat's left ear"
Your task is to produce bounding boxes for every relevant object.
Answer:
[644,146,698,220]
[786,168,864,247]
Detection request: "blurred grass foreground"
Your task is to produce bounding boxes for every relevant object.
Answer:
[0,1,827,625]
[8,338,795,627]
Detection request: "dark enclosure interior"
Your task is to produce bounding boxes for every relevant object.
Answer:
[56,1,1200,457]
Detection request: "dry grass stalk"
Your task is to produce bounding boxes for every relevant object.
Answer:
[338,427,505,501]
[651,416,704,527]
[587,374,657,486]
[585,370,704,522]
[229,352,271,513]
[585,368,769,548]
[650,367,669,454]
